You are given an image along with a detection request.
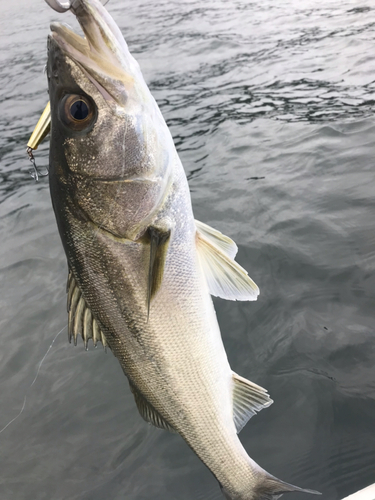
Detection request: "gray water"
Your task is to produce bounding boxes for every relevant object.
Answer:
[0,0,375,499]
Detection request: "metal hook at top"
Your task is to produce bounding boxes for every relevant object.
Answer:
[44,0,72,13]
[44,0,109,14]
[27,147,49,182]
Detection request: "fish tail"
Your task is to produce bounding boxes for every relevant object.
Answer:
[220,467,321,500]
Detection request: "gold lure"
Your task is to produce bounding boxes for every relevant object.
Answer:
[26,102,51,181]
[27,101,51,150]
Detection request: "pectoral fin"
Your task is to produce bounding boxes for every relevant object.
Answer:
[67,271,109,349]
[232,372,273,433]
[147,226,171,317]
[195,220,238,259]
[129,383,176,433]
[196,224,259,301]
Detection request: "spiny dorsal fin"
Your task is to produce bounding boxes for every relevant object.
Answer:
[232,372,273,433]
[195,220,238,259]
[67,270,109,350]
[129,382,176,433]
[196,227,259,301]
[147,227,171,318]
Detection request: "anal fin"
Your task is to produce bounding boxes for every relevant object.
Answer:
[129,383,176,433]
[232,372,273,433]
[67,271,109,350]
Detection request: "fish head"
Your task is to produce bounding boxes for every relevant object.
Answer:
[46,0,174,239]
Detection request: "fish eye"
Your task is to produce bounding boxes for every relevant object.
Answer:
[70,99,89,120]
[60,94,96,131]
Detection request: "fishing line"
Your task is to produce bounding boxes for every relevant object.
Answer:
[0,396,27,435]
[0,324,66,435]
[30,324,66,387]
[4,0,125,450]
[17,0,122,438]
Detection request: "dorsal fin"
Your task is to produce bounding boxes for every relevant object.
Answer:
[147,226,171,318]
[67,270,109,349]
[129,382,176,433]
[195,225,259,301]
[232,372,273,433]
[195,220,238,259]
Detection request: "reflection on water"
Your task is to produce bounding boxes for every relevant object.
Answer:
[0,0,374,499]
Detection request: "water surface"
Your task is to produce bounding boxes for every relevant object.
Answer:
[0,0,375,499]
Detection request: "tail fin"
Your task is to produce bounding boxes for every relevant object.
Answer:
[255,474,321,500]
[221,471,321,500]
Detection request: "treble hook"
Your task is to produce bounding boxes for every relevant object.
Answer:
[27,147,49,182]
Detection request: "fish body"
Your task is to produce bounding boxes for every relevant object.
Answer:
[44,1,320,498]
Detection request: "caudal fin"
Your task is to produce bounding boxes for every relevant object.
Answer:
[255,474,321,500]
[221,470,321,500]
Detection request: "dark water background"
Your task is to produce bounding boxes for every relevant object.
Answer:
[1,0,375,498]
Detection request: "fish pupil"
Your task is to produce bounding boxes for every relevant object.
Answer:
[70,100,89,121]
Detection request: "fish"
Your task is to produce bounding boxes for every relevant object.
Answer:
[42,0,321,498]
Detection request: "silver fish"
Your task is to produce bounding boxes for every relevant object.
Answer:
[43,0,321,498]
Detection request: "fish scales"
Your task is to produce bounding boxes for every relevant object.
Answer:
[42,0,321,498]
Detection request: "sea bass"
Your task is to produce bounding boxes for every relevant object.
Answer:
[43,0,320,498]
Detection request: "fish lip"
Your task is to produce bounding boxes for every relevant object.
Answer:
[50,20,76,38]
[47,0,120,53]
[49,22,90,62]
[46,0,139,108]
[47,0,130,75]
[48,24,118,104]
[48,20,132,107]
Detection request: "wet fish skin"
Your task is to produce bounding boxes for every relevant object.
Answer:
[45,1,320,498]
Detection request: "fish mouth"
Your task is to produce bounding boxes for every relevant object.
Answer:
[47,0,135,105]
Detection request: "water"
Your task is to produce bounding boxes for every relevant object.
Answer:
[0,0,374,498]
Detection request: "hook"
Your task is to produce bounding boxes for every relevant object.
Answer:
[43,0,72,13]
[27,147,49,182]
